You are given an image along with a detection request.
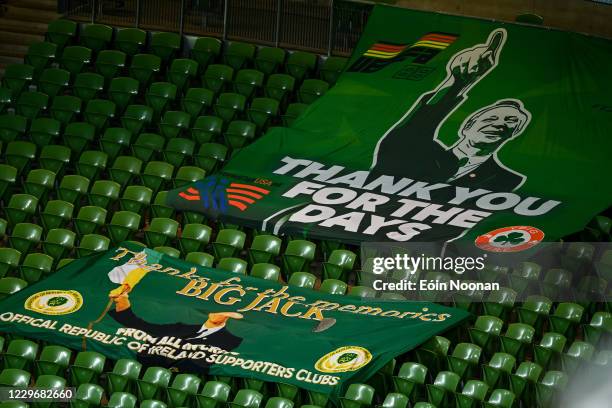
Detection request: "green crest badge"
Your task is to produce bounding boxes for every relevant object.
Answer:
[25,290,83,315]
[315,346,372,373]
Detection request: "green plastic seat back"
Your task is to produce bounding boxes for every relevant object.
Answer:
[217,257,248,274]
[251,263,281,281]
[115,28,147,56]
[186,251,215,267]
[288,272,316,289]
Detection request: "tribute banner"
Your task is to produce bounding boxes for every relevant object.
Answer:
[0,244,469,397]
[167,5,612,250]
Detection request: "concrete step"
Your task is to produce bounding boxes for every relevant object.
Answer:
[0,44,28,60]
[0,18,49,36]
[7,0,57,12]
[0,31,43,46]
[4,5,60,24]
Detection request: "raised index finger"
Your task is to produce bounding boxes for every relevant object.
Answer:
[485,30,505,56]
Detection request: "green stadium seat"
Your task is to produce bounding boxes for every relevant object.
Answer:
[426,371,460,407]
[57,258,74,269]
[263,397,293,408]
[282,239,316,277]
[151,190,174,218]
[81,23,113,53]
[75,234,110,257]
[482,352,515,389]
[415,336,450,375]
[109,155,143,187]
[535,370,567,408]
[132,133,164,162]
[191,37,222,71]
[468,315,503,357]
[320,56,348,84]
[0,277,28,299]
[234,69,264,99]
[109,77,140,113]
[561,340,595,374]
[9,223,42,255]
[3,64,34,97]
[319,278,347,295]
[583,215,612,241]
[193,115,223,144]
[84,99,116,132]
[46,19,77,49]
[247,98,278,129]
[136,366,172,401]
[89,180,121,208]
[251,263,280,281]
[72,383,104,408]
[24,169,55,205]
[0,87,12,113]
[447,342,482,379]
[76,150,108,181]
[182,88,214,119]
[150,32,181,62]
[38,67,70,98]
[36,345,72,377]
[95,49,127,81]
[16,91,48,120]
[224,120,256,149]
[287,271,316,289]
[154,246,180,258]
[583,311,612,346]
[500,323,535,361]
[224,41,256,71]
[203,64,234,94]
[455,380,488,408]
[349,285,376,298]
[48,96,82,129]
[146,82,178,117]
[26,41,58,74]
[0,248,21,278]
[217,257,248,274]
[64,121,96,154]
[195,380,231,408]
[42,228,76,260]
[561,242,595,272]
[122,104,154,135]
[140,400,166,408]
[508,261,541,294]
[509,361,542,405]
[74,205,107,237]
[174,166,206,188]
[3,338,38,370]
[212,229,246,259]
[185,251,215,268]
[73,72,105,102]
[167,373,201,408]
[57,174,90,205]
[19,252,54,283]
[483,287,516,320]
[179,223,212,254]
[130,54,162,87]
[40,144,71,176]
[33,375,67,408]
[534,332,566,370]
[282,103,308,126]
[549,302,584,339]
[107,393,138,408]
[61,46,92,76]
[255,47,286,75]
[483,389,515,408]
[228,389,262,408]
[377,393,407,408]
[70,351,106,386]
[120,185,153,213]
[248,234,282,265]
[168,58,199,90]
[0,164,16,200]
[0,115,28,146]
[516,295,552,332]
[286,51,317,81]
[392,361,427,400]
[322,249,356,281]
[30,117,61,148]
[4,193,38,226]
[0,368,30,387]
[115,28,147,56]
[540,268,572,299]
[214,92,246,122]
[159,110,191,139]
[264,74,295,103]
[141,161,175,193]
[107,211,141,244]
[298,79,329,104]
[106,358,142,394]
[144,218,179,247]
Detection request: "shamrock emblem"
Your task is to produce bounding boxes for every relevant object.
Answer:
[493,231,525,246]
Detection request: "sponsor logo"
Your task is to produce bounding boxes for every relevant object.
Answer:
[475,226,545,252]
[349,32,459,73]
[315,346,372,373]
[178,178,270,212]
[25,290,83,315]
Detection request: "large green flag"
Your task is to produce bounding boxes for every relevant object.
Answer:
[0,243,469,397]
[168,5,612,251]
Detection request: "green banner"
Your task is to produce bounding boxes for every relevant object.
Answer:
[168,5,612,250]
[0,244,469,397]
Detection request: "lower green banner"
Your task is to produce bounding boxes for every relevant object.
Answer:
[0,243,469,398]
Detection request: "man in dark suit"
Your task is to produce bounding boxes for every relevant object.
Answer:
[371,29,531,192]
[108,282,243,372]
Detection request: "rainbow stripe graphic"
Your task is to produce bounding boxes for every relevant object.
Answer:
[409,32,458,50]
[363,32,458,60]
[364,43,409,59]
